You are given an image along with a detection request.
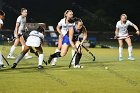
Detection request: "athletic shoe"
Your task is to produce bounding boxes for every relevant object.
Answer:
[73,65,84,68]
[25,56,32,59]
[38,65,43,69]
[119,57,123,61]
[51,61,56,66]
[7,55,15,59]
[48,56,53,64]
[11,63,17,69]
[128,56,135,61]
[0,64,6,68]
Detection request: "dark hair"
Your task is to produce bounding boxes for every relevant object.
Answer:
[21,8,27,13]
[0,10,5,16]
[68,17,82,24]
[37,26,45,33]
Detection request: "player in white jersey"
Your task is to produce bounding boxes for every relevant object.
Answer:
[0,10,6,68]
[115,14,140,61]
[7,8,32,59]
[51,10,75,66]
[11,26,45,69]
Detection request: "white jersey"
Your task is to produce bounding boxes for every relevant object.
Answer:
[29,30,44,39]
[0,19,3,25]
[0,19,3,30]
[14,15,26,35]
[58,18,74,36]
[26,30,44,47]
[116,20,134,36]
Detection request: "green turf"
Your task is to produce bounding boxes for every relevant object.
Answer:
[0,46,140,93]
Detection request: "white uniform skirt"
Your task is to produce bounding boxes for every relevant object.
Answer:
[26,36,41,47]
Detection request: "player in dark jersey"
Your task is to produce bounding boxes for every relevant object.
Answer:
[47,18,87,68]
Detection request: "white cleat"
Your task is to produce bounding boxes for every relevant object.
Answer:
[119,57,123,61]
[51,61,56,66]
[25,56,32,59]
[73,65,84,68]
[128,56,135,61]
[7,56,16,59]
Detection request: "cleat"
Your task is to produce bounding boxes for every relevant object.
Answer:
[7,56,15,59]
[128,56,135,61]
[0,64,6,68]
[11,63,17,69]
[38,65,43,69]
[73,65,84,68]
[25,56,32,59]
[119,57,123,61]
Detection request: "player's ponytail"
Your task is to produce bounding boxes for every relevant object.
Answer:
[68,17,82,24]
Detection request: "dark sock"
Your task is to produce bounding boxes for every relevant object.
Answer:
[51,52,61,58]
[75,53,82,65]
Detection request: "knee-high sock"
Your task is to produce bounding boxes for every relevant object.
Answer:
[128,46,133,57]
[22,45,29,57]
[75,53,82,65]
[119,47,123,57]
[15,52,25,64]
[38,54,44,66]
[53,49,60,62]
[8,45,16,56]
[0,51,3,65]
[51,52,61,58]
[72,49,76,65]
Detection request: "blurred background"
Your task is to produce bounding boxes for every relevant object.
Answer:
[0,0,140,48]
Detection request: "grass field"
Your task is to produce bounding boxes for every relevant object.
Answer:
[0,45,140,93]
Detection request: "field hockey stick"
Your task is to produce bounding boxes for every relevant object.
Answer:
[30,47,47,65]
[81,45,96,61]
[69,45,81,68]
[2,54,10,66]
[110,35,133,40]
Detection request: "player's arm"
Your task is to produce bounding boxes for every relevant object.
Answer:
[115,27,119,37]
[132,24,139,35]
[128,21,139,35]
[56,24,63,38]
[81,25,87,45]
[24,24,28,32]
[0,24,3,30]
[69,27,75,49]
[15,22,20,38]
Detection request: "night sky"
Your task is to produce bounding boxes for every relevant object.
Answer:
[1,0,140,31]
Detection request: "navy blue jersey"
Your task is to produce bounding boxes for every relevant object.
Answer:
[72,26,82,42]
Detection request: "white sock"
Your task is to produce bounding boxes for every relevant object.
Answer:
[8,45,16,57]
[128,46,132,57]
[22,45,29,57]
[72,49,76,65]
[38,54,44,66]
[119,47,123,58]
[53,49,60,62]
[0,51,3,65]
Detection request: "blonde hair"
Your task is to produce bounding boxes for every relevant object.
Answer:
[121,14,127,19]
[64,10,73,18]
